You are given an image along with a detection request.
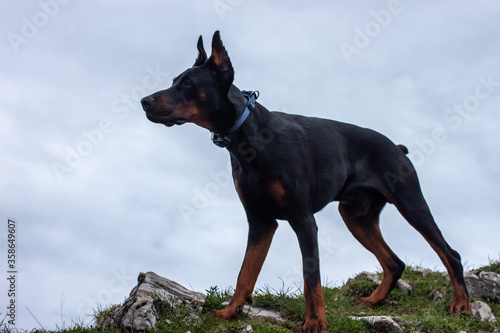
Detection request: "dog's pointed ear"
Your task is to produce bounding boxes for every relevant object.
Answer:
[194,35,207,66]
[210,31,234,84]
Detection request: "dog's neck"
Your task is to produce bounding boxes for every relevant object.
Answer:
[227,100,277,159]
[211,86,258,148]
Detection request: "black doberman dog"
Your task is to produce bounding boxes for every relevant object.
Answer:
[141,31,470,332]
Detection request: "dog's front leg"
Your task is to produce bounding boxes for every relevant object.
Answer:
[290,214,327,333]
[211,216,278,320]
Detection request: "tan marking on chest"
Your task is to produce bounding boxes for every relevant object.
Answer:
[267,180,286,206]
[235,181,245,206]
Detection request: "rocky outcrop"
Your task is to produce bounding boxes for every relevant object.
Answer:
[97,271,284,332]
[97,272,206,332]
[464,271,500,303]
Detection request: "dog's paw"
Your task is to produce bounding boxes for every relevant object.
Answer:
[302,318,327,333]
[448,299,471,316]
[354,296,377,309]
[207,306,242,321]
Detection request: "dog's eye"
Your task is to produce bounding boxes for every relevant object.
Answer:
[182,78,192,87]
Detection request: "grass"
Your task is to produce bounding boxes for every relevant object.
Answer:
[4,261,499,333]
[471,257,500,274]
[94,262,500,332]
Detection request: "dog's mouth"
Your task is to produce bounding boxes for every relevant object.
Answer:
[146,112,187,127]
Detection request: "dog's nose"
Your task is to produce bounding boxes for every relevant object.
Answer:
[141,96,155,111]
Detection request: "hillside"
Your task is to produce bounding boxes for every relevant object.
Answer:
[96,261,499,332]
[8,261,500,333]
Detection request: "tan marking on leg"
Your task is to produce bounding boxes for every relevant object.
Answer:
[429,244,470,315]
[339,203,404,306]
[211,221,278,320]
[303,281,327,332]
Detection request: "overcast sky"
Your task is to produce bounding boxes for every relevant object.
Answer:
[1,0,499,330]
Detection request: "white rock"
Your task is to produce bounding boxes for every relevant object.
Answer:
[350,315,403,333]
[240,324,253,332]
[396,279,413,295]
[471,300,497,322]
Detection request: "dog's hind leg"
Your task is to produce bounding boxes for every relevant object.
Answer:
[338,189,406,306]
[388,174,470,315]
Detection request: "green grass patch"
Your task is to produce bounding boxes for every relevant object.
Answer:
[202,286,232,314]
[473,256,500,274]
[11,261,499,332]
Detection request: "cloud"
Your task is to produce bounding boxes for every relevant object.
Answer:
[0,1,499,330]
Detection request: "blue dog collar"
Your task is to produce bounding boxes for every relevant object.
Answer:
[212,91,258,148]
